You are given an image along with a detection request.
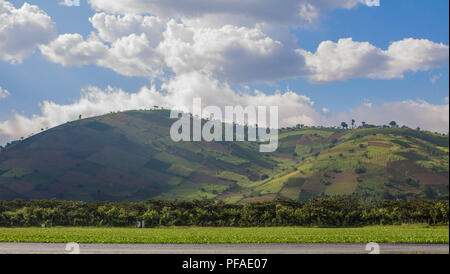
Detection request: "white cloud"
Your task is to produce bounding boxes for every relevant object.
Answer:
[0,0,56,63]
[99,33,164,77]
[333,99,449,133]
[299,38,449,83]
[87,0,376,27]
[40,13,450,84]
[89,13,166,45]
[59,0,80,7]
[40,13,167,77]
[2,72,448,145]
[0,74,323,142]
[0,85,166,142]
[1,0,448,146]
[39,33,108,66]
[385,38,450,77]
[41,17,305,82]
[365,0,380,7]
[160,72,321,127]
[430,73,442,84]
[159,20,306,83]
[0,86,10,99]
[40,32,164,77]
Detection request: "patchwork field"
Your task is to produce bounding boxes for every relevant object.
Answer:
[0,110,448,203]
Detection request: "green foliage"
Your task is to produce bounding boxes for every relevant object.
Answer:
[0,198,447,228]
[1,168,33,179]
[0,225,448,244]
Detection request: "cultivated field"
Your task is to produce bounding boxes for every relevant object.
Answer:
[0,225,448,244]
[1,110,448,203]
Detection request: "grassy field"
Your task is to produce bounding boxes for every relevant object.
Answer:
[0,225,448,244]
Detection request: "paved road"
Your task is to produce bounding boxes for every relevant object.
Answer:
[0,243,448,254]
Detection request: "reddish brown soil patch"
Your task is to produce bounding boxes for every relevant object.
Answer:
[5,180,34,194]
[297,135,314,145]
[411,173,449,185]
[332,172,358,183]
[301,174,327,194]
[188,172,233,186]
[0,159,30,170]
[388,160,427,174]
[273,153,295,160]
[216,192,240,200]
[60,171,93,185]
[297,135,326,145]
[201,141,232,154]
[328,131,348,141]
[94,168,163,188]
[368,141,391,148]
[0,151,80,170]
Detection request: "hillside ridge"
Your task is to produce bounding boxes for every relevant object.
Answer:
[0,109,448,203]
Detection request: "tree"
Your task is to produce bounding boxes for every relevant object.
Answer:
[389,121,397,128]
[361,121,367,128]
[351,119,355,129]
[341,122,348,129]
[78,115,82,120]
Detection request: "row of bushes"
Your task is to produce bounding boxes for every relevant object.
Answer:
[0,198,448,227]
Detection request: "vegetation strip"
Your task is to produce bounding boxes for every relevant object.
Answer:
[0,225,448,244]
[0,198,448,227]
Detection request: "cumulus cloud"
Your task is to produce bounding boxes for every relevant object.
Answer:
[160,72,321,127]
[332,99,449,133]
[39,13,449,84]
[0,74,323,142]
[58,0,80,7]
[41,17,305,82]
[0,0,56,63]
[89,12,166,45]
[39,33,108,66]
[299,38,450,83]
[0,86,10,99]
[159,20,306,83]
[87,0,376,27]
[0,86,165,143]
[1,74,448,145]
[2,0,449,145]
[99,33,164,77]
[40,32,164,77]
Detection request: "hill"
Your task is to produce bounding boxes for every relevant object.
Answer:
[0,109,448,203]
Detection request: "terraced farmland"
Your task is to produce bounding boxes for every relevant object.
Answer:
[0,110,448,203]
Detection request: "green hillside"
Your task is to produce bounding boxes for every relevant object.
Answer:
[0,110,448,203]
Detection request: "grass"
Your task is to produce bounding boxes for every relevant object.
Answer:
[0,225,447,244]
[1,168,33,178]
[325,181,359,196]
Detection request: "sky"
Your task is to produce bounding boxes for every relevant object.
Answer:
[0,0,449,144]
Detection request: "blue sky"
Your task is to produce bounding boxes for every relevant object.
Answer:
[0,0,448,143]
[257,0,450,111]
